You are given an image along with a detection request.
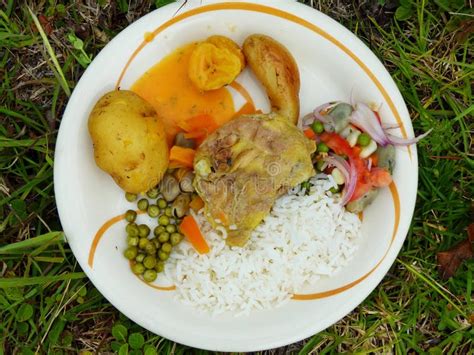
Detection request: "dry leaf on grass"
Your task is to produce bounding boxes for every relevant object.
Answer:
[437,224,474,280]
[38,15,53,36]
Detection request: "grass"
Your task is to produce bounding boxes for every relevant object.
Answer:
[0,0,472,353]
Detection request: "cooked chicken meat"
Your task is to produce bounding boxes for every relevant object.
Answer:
[194,113,315,246]
[243,34,300,125]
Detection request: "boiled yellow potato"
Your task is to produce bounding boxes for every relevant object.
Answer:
[88,90,168,194]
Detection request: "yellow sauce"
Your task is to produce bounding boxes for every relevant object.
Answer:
[131,43,236,144]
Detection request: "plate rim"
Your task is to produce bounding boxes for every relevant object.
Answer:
[54,0,418,351]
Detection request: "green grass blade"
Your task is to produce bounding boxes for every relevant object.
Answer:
[0,232,64,254]
[27,7,71,97]
[397,259,467,317]
[0,273,86,288]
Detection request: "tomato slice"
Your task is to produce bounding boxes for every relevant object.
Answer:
[369,168,392,187]
[304,128,316,139]
[320,132,355,158]
[319,132,392,202]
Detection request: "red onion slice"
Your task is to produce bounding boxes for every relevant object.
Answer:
[343,157,358,206]
[386,129,433,146]
[325,154,350,181]
[299,102,340,130]
[312,102,336,125]
[324,154,357,206]
[298,113,314,130]
[303,100,431,148]
[382,123,400,130]
[350,103,390,146]
[367,157,373,171]
[350,102,431,147]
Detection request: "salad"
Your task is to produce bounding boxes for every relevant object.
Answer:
[300,101,430,212]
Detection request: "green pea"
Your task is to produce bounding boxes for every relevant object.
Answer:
[161,243,172,253]
[143,255,157,269]
[317,142,329,153]
[132,263,145,275]
[138,238,149,250]
[143,269,157,282]
[154,225,166,237]
[357,133,371,147]
[126,223,139,237]
[125,209,137,223]
[329,186,340,193]
[145,243,157,255]
[147,187,159,199]
[135,253,145,263]
[127,235,139,247]
[158,251,169,261]
[301,181,310,190]
[125,192,137,202]
[170,233,183,246]
[152,239,161,249]
[311,121,324,134]
[158,232,170,243]
[137,198,149,211]
[148,204,160,218]
[165,224,176,233]
[138,224,150,238]
[155,261,165,273]
[124,246,138,260]
[164,207,173,217]
[157,198,167,209]
[158,215,170,226]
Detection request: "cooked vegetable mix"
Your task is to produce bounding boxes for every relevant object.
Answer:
[122,171,191,282]
[93,35,431,285]
[180,215,209,254]
[299,100,429,212]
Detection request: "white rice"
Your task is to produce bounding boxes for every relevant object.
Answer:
[165,175,361,316]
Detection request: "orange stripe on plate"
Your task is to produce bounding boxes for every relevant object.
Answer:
[88,210,176,291]
[88,210,146,268]
[115,2,411,159]
[229,81,255,108]
[129,261,176,291]
[138,280,176,291]
[292,182,400,300]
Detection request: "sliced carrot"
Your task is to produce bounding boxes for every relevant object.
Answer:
[352,146,362,157]
[304,128,316,139]
[178,114,219,135]
[180,215,209,254]
[169,146,195,169]
[369,153,378,166]
[189,195,204,212]
[233,102,256,117]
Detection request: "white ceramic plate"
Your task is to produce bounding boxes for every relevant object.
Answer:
[54,0,417,351]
